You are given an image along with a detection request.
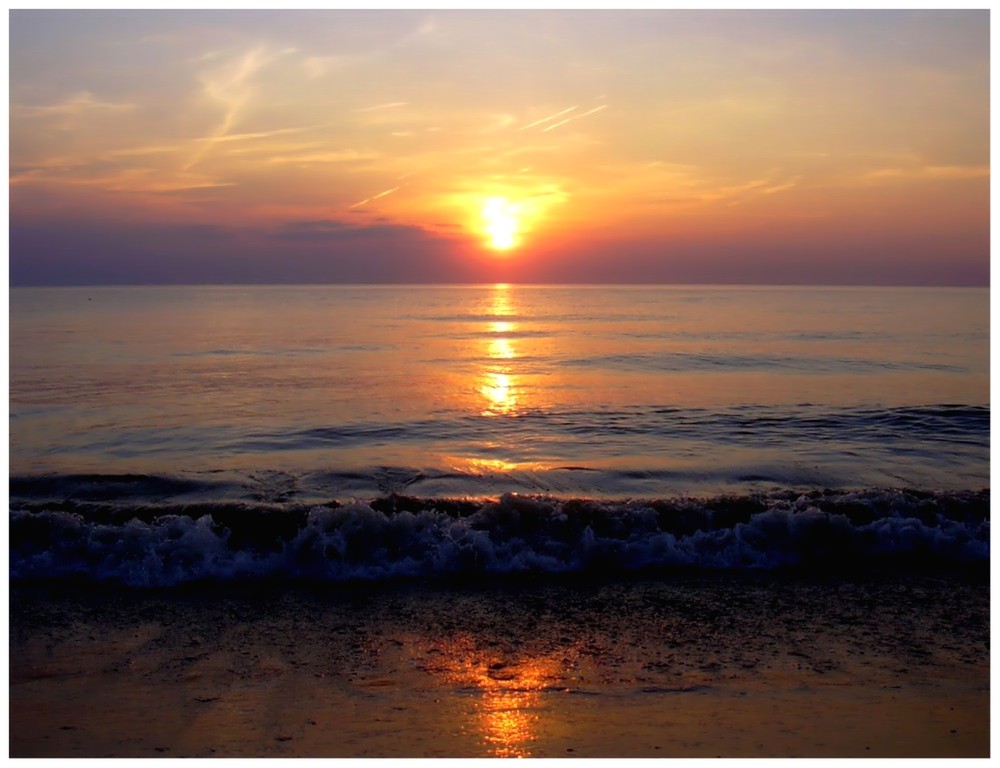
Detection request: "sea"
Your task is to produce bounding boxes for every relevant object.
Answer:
[9,284,990,587]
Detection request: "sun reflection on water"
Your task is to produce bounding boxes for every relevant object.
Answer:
[480,371,517,415]
[479,285,520,417]
[466,457,519,473]
[488,337,515,359]
[447,284,557,473]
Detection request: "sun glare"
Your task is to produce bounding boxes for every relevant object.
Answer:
[482,197,519,251]
[460,187,565,253]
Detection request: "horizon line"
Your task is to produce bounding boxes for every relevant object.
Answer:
[8,280,989,290]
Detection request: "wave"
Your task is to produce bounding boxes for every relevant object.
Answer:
[556,351,967,374]
[10,488,988,587]
[182,404,993,454]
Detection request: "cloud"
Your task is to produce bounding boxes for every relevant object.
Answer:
[265,150,381,165]
[10,155,236,195]
[761,179,800,195]
[281,219,353,232]
[9,155,97,185]
[353,101,409,113]
[269,218,433,242]
[10,216,476,286]
[15,90,134,118]
[862,165,989,182]
[102,144,185,158]
[480,114,517,133]
[220,141,327,157]
[184,46,295,170]
[133,180,238,194]
[301,54,356,79]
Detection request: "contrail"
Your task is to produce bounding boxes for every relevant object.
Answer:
[349,186,400,209]
[575,104,609,119]
[541,104,608,132]
[541,116,575,132]
[519,105,577,131]
[183,47,273,171]
[193,126,310,143]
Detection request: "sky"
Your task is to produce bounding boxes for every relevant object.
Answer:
[8,9,990,285]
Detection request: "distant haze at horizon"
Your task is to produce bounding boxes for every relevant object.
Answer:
[10,10,989,287]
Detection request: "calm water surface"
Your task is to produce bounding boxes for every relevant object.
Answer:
[10,284,989,497]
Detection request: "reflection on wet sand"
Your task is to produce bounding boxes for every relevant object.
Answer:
[411,635,568,758]
[477,683,540,758]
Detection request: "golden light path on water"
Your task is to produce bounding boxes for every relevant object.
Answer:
[478,285,519,419]
[461,285,524,474]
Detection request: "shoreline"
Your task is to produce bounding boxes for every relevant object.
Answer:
[10,572,989,758]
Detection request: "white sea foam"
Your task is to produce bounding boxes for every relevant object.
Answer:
[10,490,989,587]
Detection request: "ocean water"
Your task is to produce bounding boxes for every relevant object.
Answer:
[9,284,989,585]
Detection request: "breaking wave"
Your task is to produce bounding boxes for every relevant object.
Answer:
[10,487,988,587]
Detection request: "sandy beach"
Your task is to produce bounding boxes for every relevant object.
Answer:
[10,572,988,758]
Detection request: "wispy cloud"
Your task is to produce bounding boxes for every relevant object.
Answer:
[481,114,517,133]
[301,54,353,79]
[761,178,801,195]
[133,180,239,194]
[862,165,989,182]
[10,161,236,195]
[103,144,185,158]
[266,150,381,165]
[221,141,327,158]
[354,102,409,113]
[270,218,434,242]
[184,46,294,171]
[15,91,133,119]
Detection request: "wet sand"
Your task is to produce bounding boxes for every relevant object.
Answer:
[10,572,989,757]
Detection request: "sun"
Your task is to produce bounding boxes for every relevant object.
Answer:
[482,197,520,251]
[465,189,563,252]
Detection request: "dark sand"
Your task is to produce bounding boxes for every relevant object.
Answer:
[10,572,989,757]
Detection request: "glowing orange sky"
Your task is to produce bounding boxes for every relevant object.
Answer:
[9,10,989,285]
